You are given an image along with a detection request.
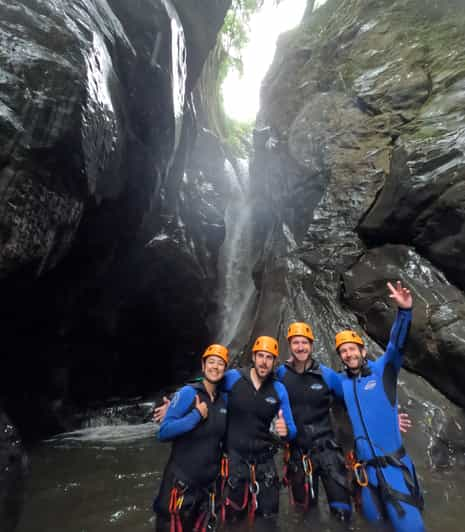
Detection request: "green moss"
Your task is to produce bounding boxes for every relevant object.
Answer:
[223,116,254,157]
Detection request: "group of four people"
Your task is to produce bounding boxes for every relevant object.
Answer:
[153,281,424,531]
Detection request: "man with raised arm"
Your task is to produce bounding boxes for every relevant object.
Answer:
[328,281,424,531]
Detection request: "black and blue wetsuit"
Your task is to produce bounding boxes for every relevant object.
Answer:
[326,308,424,532]
[221,368,296,518]
[276,361,351,518]
[154,381,227,531]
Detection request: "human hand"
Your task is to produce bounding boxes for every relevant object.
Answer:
[398,412,412,433]
[195,394,208,419]
[387,281,413,309]
[153,396,170,423]
[275,409,288,437]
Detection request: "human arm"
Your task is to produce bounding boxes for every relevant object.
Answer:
[220,368,241,392]
[321,364,344,399]
[275,364,286,380]
[158,386,204,441]
[382,281,413,371]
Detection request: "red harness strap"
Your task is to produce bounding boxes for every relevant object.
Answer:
[193,492,217,532]
[220,455,229,522]
[168,486,184,532]
[282,444,295,506]
[248,463,259,524]
[302,454,314,512]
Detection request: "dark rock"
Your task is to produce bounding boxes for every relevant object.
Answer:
[0,0,230,438]
[342,244,465,407]
[245,0,465,477]
[0,410,27,532]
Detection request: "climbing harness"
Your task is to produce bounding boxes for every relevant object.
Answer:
[282,446,315,511]
[363,446,424,517]
[346,450,368,488]
[302,453,315,511]
[219,454,229,522]
[282,443,294,505]
[345,449,367,513]
[248,463,260,522]
[168,482,186,532]
[194,490,217,532]
[220,455,266,524]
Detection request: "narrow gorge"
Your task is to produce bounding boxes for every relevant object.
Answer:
[1,1,465,530]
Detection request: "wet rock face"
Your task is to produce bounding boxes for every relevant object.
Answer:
[0,410,27,532]
[0,0,231,442]
[252,0,465,405]
[342,244,465,408]
[247,0,465,470]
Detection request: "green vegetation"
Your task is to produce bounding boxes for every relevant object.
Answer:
[217,1,283,156]
[223,115,254,156]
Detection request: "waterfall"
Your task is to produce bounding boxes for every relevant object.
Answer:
[217,159,257,349]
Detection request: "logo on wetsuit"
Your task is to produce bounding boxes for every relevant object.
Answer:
[364,379,377,391]
[219,408,227,414]
[265,396,277,404]
[310,383,323,390]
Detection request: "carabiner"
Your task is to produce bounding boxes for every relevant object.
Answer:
[354,462,369,487]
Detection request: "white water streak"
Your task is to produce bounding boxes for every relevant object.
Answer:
[218,159,256,346]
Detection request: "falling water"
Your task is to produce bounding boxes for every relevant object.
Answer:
[217,158,257,348]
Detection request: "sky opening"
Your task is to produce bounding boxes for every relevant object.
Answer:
[222,0,328,122]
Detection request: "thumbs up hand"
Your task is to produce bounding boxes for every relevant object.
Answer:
[275,409,288,437]
[195,394,208,419]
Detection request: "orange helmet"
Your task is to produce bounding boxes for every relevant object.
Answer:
[335,330,364,350]
[202,344,229,365]
[252,336,279,357]
[287,322,314,341]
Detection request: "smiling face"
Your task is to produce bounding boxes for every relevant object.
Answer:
[202,355,226,384]
[252,350,275,380]
[338,342,367,374]
[289,335,313,364]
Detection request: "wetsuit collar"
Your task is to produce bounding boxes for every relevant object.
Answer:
[285,359,322,376]
[189,379,219,402]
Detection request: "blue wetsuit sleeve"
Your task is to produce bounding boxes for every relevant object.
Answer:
[221,392,228,406]
[158,386,201,441]
[274,381,297,441]
[320,364,344,399]
[221,369,242,392]
[275,364,286,380]
[377,308,412,372]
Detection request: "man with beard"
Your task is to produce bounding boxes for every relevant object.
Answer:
[329,281,424,532]
[276,323,352,523]
[277,307,412,524]
[220,335,296,522]
[153,344,229,532]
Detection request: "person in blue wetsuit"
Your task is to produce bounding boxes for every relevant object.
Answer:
[329,281,424,532]
[276,322,352,524]
[154,336,297,526]
[153,344,229,532]
[221,335,297,523]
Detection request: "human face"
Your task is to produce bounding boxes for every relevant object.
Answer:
[202,355,226,384]
[338,343,366,374]
[252,350,275,380]
[289,336,312,363]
